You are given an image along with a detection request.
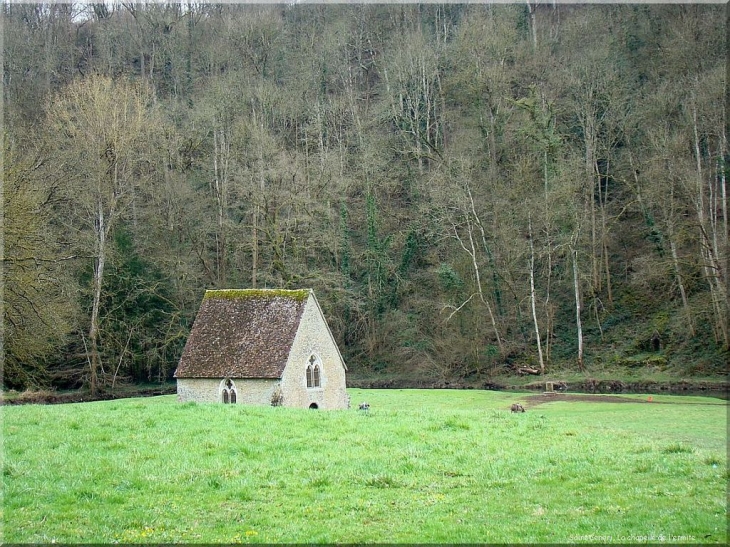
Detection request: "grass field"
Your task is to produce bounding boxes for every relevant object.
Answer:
[2,389,727,544]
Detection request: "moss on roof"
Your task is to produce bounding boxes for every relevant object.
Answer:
[204,288,311,301]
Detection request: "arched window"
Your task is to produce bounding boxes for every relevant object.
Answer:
[221,378,237,404]
[306,355,321,388]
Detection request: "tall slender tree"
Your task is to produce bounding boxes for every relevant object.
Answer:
[46,76,160,395]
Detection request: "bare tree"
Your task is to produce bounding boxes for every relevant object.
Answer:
[46,76,159,395]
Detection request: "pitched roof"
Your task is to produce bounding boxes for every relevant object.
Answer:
[174,289,310,379]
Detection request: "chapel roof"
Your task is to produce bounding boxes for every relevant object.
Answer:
[174,289,310,379]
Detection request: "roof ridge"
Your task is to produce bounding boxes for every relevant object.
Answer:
[204,288,311,301]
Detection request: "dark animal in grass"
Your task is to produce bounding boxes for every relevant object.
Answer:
[358,402,370,411]
[510,403,526,413]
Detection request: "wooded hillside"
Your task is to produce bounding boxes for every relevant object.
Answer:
[3,2,727,392]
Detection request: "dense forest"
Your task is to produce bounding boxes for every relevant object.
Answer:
[3,2,728,393]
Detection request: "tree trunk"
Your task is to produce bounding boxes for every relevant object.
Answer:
[464,183,504,352]
[213,129,225,285]
[600,158,612,305]
[692,97,728,347]
[720,134,728,291]
[719,136,728,340]
[528,215,545,374]
[252,100,265,288]
[542,146,553,365]
[252,204,259,288]
[88,199,106,397]
[526,0,538,49]
[585,115,599,295]
[670,238,695,338]
[572,247,584,371]
[464,220,503,353]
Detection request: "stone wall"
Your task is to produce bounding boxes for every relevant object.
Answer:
[177,378,220,403]
[280,293,348,409]
[177,378,279,405]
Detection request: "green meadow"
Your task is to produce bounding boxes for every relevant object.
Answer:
[2,389,727,544]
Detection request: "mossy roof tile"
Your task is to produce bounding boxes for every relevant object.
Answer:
[174,289,310,379]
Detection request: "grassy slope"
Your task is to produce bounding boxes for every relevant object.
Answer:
[2,389,727,544]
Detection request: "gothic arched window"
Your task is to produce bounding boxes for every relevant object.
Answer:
[221,378,237,404]
[306,355,321,388]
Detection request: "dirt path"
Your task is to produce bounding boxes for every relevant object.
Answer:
[522,392,728,408]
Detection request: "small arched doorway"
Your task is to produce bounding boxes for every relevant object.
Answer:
[309,402,319,409]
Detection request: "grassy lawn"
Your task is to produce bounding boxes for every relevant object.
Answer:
[2,389,727,543]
